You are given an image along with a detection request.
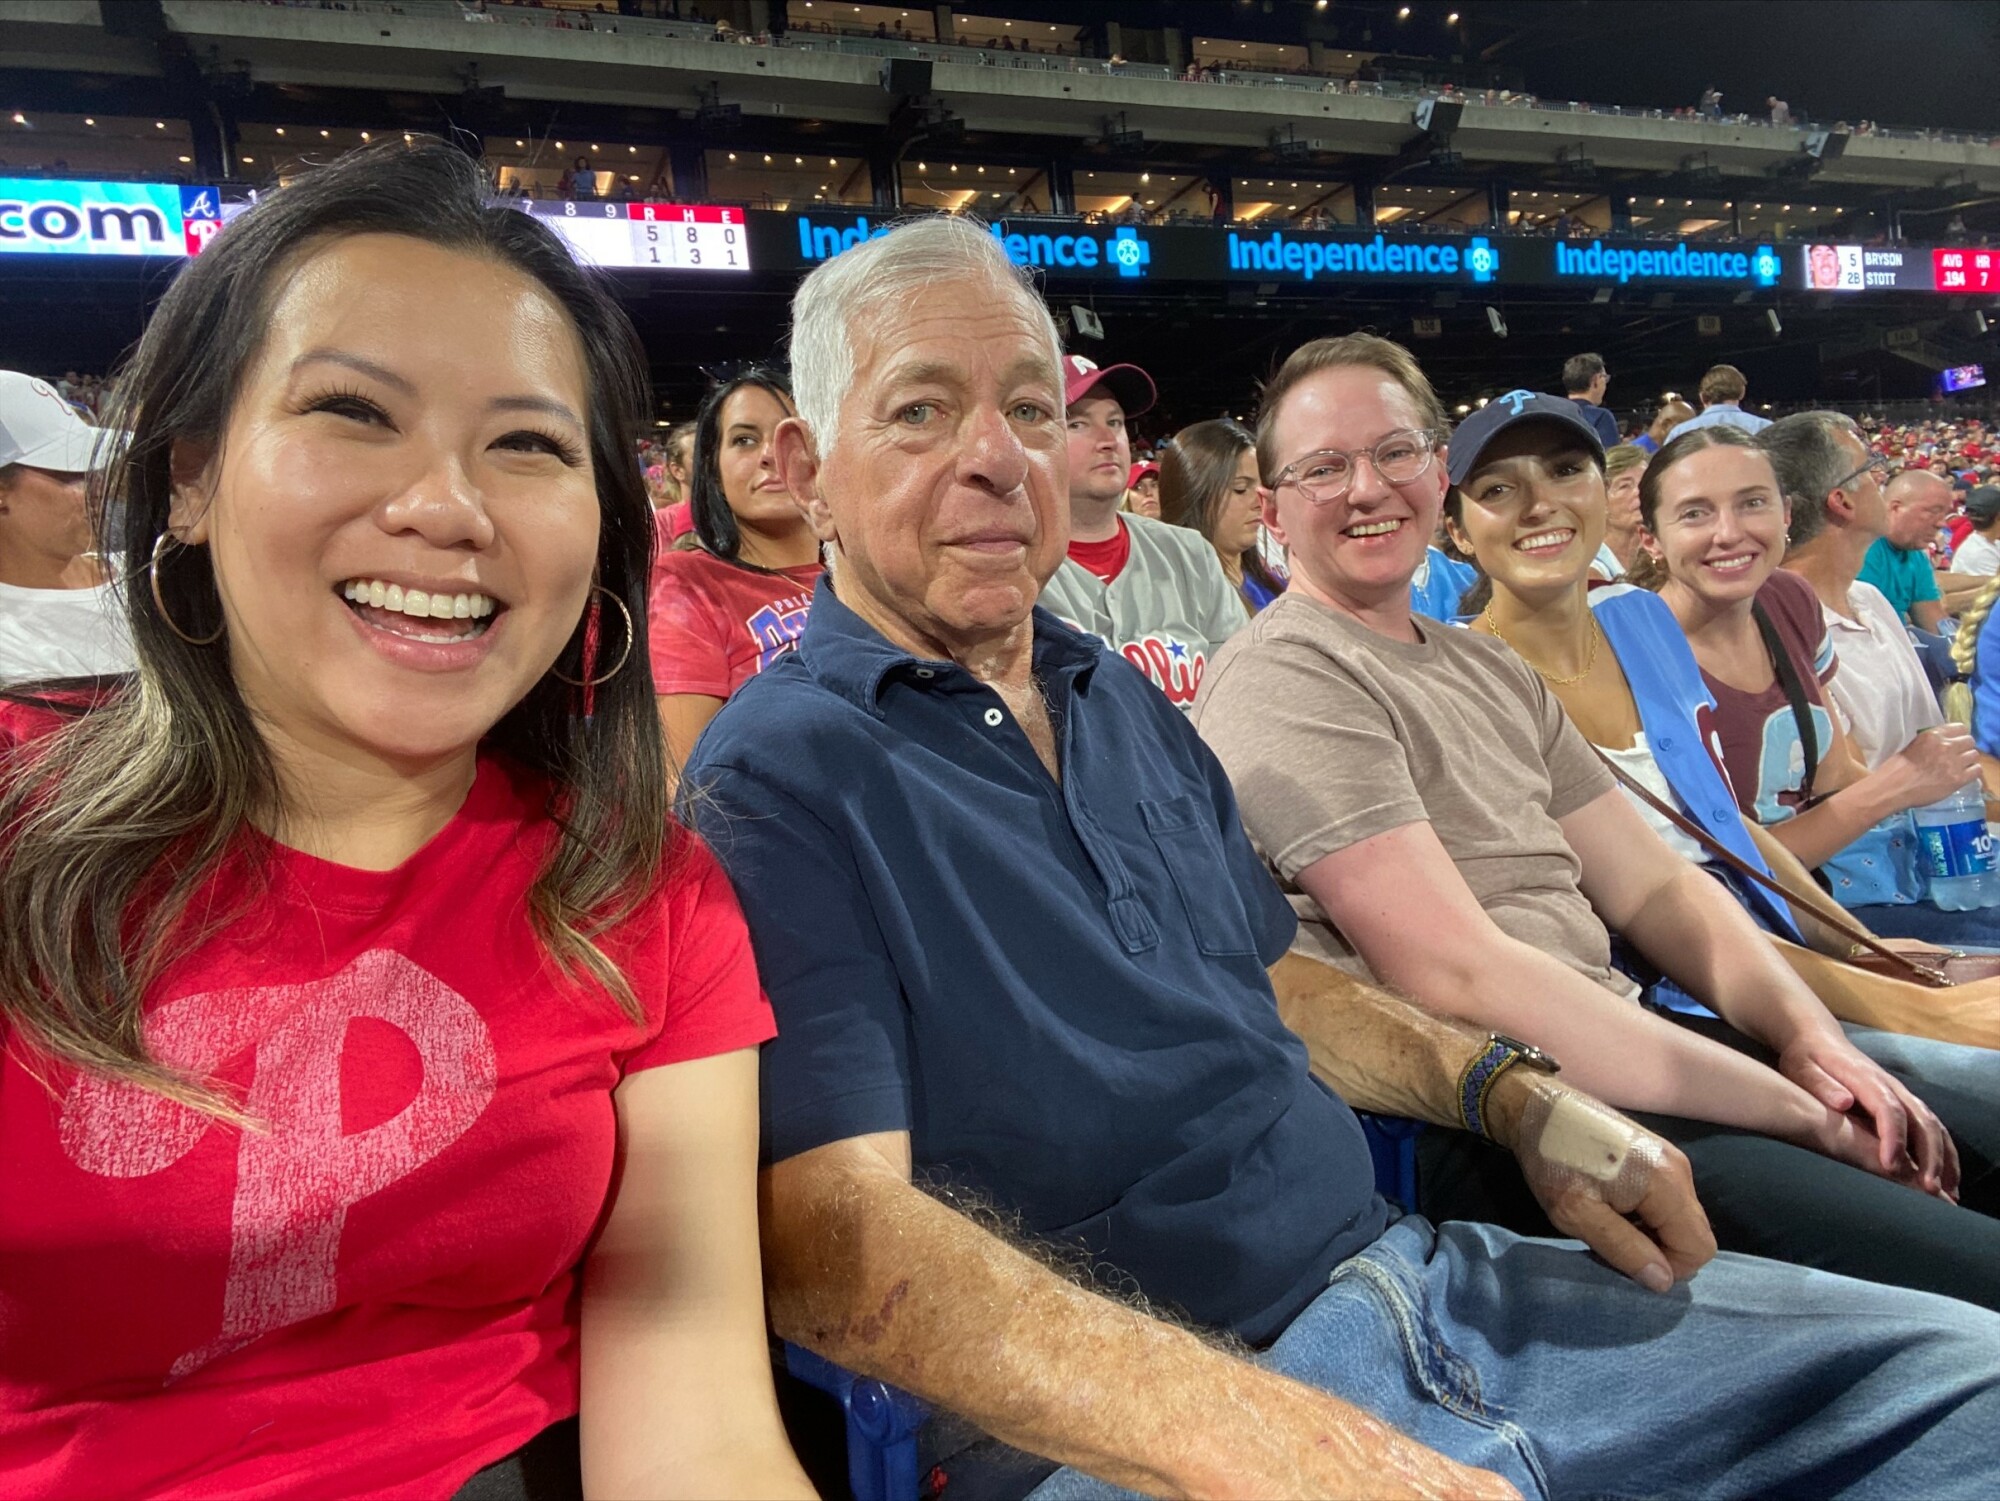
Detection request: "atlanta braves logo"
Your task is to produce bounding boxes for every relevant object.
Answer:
[1122,635,1206,706]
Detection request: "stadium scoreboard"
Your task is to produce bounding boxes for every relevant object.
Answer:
[518,200,751,272]
[1934,249,2000,295]
[1801,243,2000,294]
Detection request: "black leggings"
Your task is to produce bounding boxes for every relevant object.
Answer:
[1418,1012,2000,1311]
[451,1418,581,1501]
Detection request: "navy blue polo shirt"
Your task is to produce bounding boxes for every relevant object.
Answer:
[681,579,1389,1347]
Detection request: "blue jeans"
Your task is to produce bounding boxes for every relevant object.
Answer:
[1029,1218,2000,1501]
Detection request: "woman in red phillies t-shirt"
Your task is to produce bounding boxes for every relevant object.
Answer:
[649,369,823,767]
[0,143,812,1500]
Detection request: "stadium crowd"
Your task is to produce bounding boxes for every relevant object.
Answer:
[7,141,2000,1500]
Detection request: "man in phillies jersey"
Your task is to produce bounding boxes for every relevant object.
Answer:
[1039,354,1247,711]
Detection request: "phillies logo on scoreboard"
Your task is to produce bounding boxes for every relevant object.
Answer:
[180,187,221,255]
[1122,635,1205,705]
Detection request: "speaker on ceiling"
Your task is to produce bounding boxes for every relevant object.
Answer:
[100,0,166,37]
[1413,98,1464,136]
[881,59,933,96]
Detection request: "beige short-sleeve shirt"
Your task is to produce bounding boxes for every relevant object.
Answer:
[1192,592,1633,999]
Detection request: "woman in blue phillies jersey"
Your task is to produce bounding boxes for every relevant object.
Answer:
[1413,390,2000,1309]
[1443,405,2000,1054]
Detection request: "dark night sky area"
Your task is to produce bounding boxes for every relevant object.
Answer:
[1023,1,2000,136]
[1472,0,2000,134]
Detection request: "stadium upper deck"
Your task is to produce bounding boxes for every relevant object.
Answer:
[3,0,1996,218]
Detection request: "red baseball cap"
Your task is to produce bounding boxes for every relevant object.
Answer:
[1127,460,1159,487]
[1063,354,1156,417]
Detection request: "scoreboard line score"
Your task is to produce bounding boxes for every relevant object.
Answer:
[520,200,751,272]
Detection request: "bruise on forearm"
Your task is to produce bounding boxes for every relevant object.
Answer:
[1266,951,1492,1129]
[758,1148,1261,1495]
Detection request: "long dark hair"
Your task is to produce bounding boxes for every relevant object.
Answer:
[1160,419,1284,604]
[0,140,666,1110]
[689,367,795,561]
[1437,486,1494,617]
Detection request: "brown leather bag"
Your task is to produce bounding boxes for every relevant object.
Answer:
[1595,750,2000,989]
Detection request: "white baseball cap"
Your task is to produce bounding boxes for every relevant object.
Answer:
[0,371,117,475]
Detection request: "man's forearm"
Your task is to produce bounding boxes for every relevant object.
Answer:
[1327,928,1829,1143]
[1266,952,1702,1151]
[762,1146,1365,1498]
[1937,573,1985,613]
[1266,952,1503,1130]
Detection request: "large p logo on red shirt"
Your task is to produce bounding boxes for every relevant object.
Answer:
[58,950,497,1381]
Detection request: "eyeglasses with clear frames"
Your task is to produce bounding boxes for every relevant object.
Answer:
[1269,428,1444,504]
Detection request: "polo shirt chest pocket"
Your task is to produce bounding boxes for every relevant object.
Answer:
[1138,795,1258,957]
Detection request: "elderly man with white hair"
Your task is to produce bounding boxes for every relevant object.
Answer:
[678,215,2000,1501]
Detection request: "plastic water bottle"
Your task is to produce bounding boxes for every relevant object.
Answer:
[1914,783,2000,910]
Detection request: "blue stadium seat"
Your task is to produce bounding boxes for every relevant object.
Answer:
[783,1114,1423,1501]
[1357,1110,1425,1212]
[784,1340,930,1501]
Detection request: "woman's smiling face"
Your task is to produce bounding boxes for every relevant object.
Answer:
[1448,419,1606,605]
[1647,442,1791,607]
[175,232,601,770]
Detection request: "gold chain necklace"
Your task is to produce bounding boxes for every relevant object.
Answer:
[1479,609,1600,686]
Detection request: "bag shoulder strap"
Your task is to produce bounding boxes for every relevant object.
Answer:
[1751,599,1819,803]
[1591,745,1948,986]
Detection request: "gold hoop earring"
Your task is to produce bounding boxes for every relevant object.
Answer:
[149,531,225,647]
[551,585,634,688]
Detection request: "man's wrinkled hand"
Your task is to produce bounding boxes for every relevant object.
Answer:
[1494,1075,1716,1293]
